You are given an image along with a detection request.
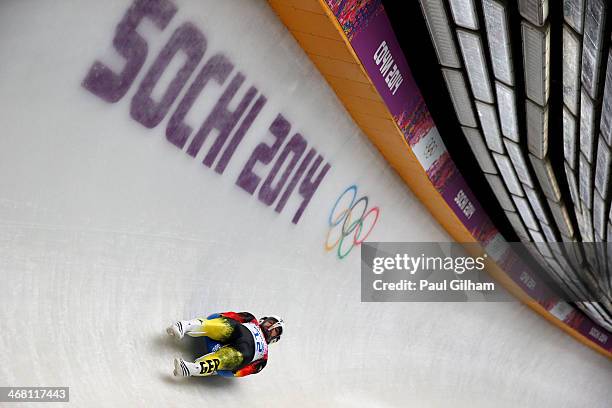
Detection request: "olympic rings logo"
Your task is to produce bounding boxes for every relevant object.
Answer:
[325,185,380,259]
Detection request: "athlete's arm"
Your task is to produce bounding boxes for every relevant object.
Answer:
[219,311,257,324]
[233,359,267,377]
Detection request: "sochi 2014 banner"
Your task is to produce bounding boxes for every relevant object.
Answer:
[323,0,611,351]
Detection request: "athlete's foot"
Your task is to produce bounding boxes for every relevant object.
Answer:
[166,321,184,339]
[173,357,190,377]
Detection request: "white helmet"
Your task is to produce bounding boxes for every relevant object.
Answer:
[258,315,285,344]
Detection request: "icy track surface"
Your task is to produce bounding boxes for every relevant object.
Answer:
[0,0,610,406]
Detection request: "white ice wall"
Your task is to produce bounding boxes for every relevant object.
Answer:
[0,1,609,407]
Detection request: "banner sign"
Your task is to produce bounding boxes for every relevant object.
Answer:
[324,0,611,350]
